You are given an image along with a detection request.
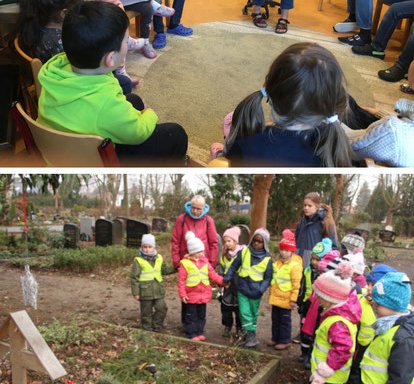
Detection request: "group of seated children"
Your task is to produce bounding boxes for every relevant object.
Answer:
[131,228,413,384]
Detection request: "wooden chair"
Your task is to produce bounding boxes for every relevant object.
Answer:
[13,36,42,118]
[10,102,120,167]
[126,0,171,38]
[372,0,413,48]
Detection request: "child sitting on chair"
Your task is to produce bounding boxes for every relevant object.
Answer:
[37,1,188,166]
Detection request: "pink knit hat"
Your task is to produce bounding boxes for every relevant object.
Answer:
[318,250,341,272]
[279,229,296,252]
[313,262,353,304]
[223,226,241,243]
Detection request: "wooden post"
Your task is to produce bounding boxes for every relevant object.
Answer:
[0,311,67,384]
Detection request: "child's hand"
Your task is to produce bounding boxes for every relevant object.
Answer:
[223,282,231,289]
[182,296,189,304]
[133,295,140,301]
[290,301,297,310]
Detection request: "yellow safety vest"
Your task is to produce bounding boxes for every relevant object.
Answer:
[135,255,163,282]
[303,266,312,302]
[360,326,399,384]
[220,255,236,274]
[357,294,376,347]
[271,259,300,291]
[311,315,357,383]
[238,247,271,281]
[181,259,210,287]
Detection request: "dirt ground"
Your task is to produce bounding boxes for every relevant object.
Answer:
[1,246,413,384]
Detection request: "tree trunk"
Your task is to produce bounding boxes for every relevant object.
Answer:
[250,175,273,233]
[123,174,129,217]
[385,208,394,226]
[333,174,344,223]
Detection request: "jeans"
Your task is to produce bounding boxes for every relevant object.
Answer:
[397,24,414,71]
[347,0,373,29]
[153,0,185,32]
[253,0,294,10]
[372,0,414,51]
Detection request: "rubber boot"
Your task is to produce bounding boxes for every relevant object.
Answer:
[245,330,259,348]
[222,326,231,338]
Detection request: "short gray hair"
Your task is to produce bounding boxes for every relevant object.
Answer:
[191,195,205,206]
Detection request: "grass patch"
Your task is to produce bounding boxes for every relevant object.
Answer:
[102,330,266,384]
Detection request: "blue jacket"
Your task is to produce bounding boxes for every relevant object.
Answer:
[223,246,273,300]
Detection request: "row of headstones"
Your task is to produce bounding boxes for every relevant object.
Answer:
[346,227,397,243]
[64,217,169,248]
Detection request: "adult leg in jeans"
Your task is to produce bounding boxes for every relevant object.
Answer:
[396,26,414,71]
[355,0,373,29]
[124,1,152,39]
[371,0,414,51]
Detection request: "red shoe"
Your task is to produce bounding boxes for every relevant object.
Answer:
[198,335,206,341]
[267,339,277,347]
[191,336,201,341]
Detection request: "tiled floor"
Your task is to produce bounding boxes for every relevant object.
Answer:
[1,0,406,167]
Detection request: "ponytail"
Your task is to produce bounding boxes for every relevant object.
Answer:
[223,90,266,155]
[314,120,353,167]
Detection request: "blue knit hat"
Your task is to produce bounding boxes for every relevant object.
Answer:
[372,272,412,313]
[312,238,333,259]
[366,264,397,284]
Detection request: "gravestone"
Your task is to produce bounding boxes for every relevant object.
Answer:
[152,217,168,232]
[95,219,113,246]
[63,223,79,248]
[126,219,150,248]
[379,229,397,243]
[112,219,123,245]
[79,216,95,241]
[237,224,251,245]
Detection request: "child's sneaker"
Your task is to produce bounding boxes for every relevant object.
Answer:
[142,44,157,59]
[153,4,175,17]
[378,65,407,82]
[352,44,385,59]
[333,17,357,33]
[167,24,193,36]
[338,33,370,46]
[198,335,206,341]
[153,33,167,49]
[128,36,145,51]
[114,66,139,87]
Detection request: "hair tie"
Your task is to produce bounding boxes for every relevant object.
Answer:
[323,114,338,124]
[260,87,267,98]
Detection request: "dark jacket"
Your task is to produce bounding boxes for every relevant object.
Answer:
[223,247,273,300]
[217,263,239,306]
[387,312,414,384]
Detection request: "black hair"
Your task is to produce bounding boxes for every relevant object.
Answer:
[225,42,353,167]
[62,1,129,69]
[15,0,78,57]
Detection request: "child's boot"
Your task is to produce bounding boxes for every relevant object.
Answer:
[244,330,259,348]
[222,326,231,338]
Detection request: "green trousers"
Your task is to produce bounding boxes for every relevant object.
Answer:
[237,292,261,332]
[140,298,167,331]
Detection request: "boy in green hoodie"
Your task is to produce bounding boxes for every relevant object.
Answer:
[37,1,187,166]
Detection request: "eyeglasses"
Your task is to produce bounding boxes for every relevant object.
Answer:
[252,238,264,244]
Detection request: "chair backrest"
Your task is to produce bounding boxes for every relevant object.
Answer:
[13,36,43,118]
[12,102,120,167]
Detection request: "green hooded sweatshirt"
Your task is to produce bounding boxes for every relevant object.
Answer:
[37,53,158,145]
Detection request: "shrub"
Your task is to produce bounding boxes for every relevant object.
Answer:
[364,241,386,260]
[230,214,250,226]
[53,246,136,272]
[48,233,66,249]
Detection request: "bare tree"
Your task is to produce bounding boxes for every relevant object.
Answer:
[123,174,129,216]
[250,175,273,232]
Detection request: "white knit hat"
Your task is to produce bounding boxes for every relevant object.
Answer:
[141,234,156,247]
[343,252,366,275]
[185,231,204,255]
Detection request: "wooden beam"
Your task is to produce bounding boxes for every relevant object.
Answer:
[0,341,9,358]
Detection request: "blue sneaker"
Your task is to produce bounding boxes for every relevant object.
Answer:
[167,24,193,36]
[153,33,167,49]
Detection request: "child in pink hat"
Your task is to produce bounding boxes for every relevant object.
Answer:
[310,262,362,384]
[217,226,245,338]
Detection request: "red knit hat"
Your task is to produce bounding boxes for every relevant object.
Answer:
[313,262,353,304]
[279,229,296,252]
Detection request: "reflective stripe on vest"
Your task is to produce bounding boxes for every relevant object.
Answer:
[271,260,299,291]
[311,315,357,383]
[238,247,271,281]
[360,325,399,384]
[135,255,163,282]
[303,266,312,302]
[220,255,235,274]
[181,259,210,287]
[357,294,376,346]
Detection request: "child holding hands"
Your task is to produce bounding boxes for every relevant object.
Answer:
[217,226,245,338]
[178,231,224,341]
[224,228,273,348]
[130,234,167,332]
[268,229,303,350]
